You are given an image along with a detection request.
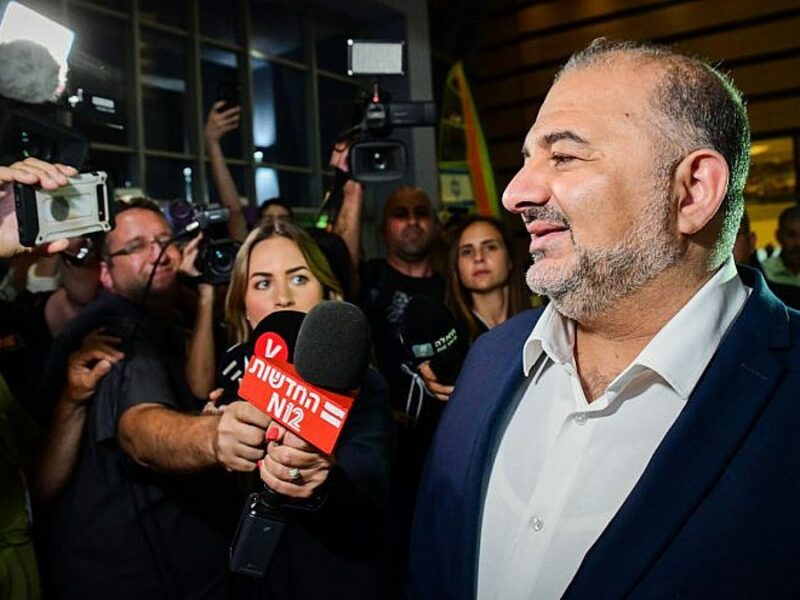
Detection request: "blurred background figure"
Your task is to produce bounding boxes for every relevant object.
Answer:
[762,205,800,287]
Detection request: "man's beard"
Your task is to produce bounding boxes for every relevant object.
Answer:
[525,187,684,321]
[393,226,433,263]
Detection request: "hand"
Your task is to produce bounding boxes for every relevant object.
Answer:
[179,232,203,277]
[202,388,228,415]
[204,101,241,144]
[63,329,125,405]
[213,400,271,472]
[329,140,350,173]
[259,423,335,499]
[0,158,78,257]
[419,361,454,402]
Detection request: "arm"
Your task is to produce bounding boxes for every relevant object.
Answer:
[204,101,248,242]
[36,330,124,502]
[0,158,78,257]
[180,234,216,398]
[332,180,364,268]
[328,143,363,267]
[118,399,272,473]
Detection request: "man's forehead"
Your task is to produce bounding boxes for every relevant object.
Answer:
[527,62,660,146]
[112,208,170,239]
[387,194,431,211]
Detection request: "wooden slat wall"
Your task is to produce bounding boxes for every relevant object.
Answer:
[473,0,800,189]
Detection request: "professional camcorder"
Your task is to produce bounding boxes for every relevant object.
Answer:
[343,40,436,183]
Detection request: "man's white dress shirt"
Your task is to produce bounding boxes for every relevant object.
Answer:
[478,259,750,598]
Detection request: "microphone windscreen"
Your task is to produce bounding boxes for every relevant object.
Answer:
[249,310,305,363]
[400,295,468,385]
[294,301,370,393]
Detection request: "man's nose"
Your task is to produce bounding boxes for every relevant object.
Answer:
[502,161,550,214]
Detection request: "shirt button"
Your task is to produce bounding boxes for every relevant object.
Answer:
[574,412,587,426]
[529,516,544,532]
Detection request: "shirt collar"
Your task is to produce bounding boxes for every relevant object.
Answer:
[521,257,750,398]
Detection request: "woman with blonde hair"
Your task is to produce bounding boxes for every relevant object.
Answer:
[222,218,393,599]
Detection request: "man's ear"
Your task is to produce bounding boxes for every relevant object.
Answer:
[672,149,729,236]
[99,260,114,292]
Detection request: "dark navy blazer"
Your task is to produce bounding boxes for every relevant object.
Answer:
[409,267,800,599]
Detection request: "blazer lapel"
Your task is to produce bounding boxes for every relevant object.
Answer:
[564,273,792,598]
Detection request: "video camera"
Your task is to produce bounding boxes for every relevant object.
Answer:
[166,199,240,286]
[344,40,436,183]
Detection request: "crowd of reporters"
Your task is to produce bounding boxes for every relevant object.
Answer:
[0,104,536,599]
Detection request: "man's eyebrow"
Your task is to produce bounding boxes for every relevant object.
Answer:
[541,130,589,147]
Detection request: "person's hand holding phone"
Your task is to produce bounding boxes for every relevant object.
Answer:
[204,101,241,145]
[0,157,78,257]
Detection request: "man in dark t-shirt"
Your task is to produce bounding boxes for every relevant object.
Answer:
[40,200,272,599]
[357,186,447,584]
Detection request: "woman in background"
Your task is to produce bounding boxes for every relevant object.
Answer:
[422,215,531,400]
[447,215,530,341]
[223,218,393,599]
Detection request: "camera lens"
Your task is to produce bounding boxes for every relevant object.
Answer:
[372,151,388,171]
[211,247,235,273]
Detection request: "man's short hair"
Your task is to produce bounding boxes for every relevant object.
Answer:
[778,205,800,231]
[559,38,751,268]
[100,197,168,258]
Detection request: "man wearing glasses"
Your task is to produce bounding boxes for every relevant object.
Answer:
[40,198,271,599]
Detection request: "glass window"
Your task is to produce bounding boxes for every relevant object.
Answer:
[68,7,132,146]
[201,46,243,159]
[255,167,311,207]
[317,76,364,166]
[139,0,187,30]
[250,0,305,63]
[84,150,138,191]
[746,137,796,203]
[315,20,359,75]
[141,32,190,153]
[76,0,128,13]
[252,58,308,166]
[205,163,247,205]
[199,0,240,44]
[146,157,198,202]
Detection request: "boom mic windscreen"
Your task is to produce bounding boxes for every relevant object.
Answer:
[294,301,370,393]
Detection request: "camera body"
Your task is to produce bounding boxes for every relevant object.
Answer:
[14,171,112,246]
[194,238,240,286]
[347,98,436,183]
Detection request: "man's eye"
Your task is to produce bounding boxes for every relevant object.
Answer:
[552,153,575,165]
[127,240,147,253]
